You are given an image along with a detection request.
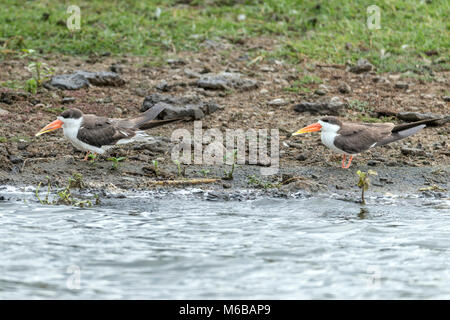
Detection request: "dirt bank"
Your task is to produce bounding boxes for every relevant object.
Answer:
[0,41,449,198]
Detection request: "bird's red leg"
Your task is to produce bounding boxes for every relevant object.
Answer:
[82,152,90,161]
[343,155,354,169]
[341,154,346,168]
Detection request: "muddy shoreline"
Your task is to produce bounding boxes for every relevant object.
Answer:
[1,154,448,201]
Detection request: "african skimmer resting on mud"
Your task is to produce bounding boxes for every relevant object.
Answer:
[292,116,439,168]
[35,105,179,160]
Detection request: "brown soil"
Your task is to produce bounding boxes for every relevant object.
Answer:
[0,38,449,196]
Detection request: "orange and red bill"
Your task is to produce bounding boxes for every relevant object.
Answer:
[292,122,322,136]
[35,119,63,137]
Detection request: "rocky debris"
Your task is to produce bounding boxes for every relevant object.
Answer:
[61,97,76,104]
[184,68,201,78]
[0,91,26,105]
[166,58,187,67]
[200,39,231,50]
[401,147,426,157]
[109,63,124,74]
[280,177,321,193]
[49,70,125,90]
[49,73,90,90]
[0,108,9,116]
[293,96,345,116]
[76,70,125,87]
[314,89,326,96]
[267,98,288,106]
[296,153,307,161]
[367,160,379,166]
[338,82,351,94]
[197,72,258,91]
[443,96,450,102]
[394,82,409,89]
[349,58,373,74]
[133,137,170,155]
[374,108,397,118]
[141,93,221,120]
[396,112,446,125]
[8,155,23,164]
[155,81,187,92]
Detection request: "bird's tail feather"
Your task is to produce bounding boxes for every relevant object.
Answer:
[138,117,186,130]
[376,124,425,146]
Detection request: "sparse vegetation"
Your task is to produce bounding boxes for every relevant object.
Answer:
[35,174,97,207]
[199,169,210,177]
[247,175,281,189]
[21,49,54,94]
[152,159,159,176]
[173,160,184,177]
[223,150,238,180]
[356,170,378,205]
[107,156,126,170]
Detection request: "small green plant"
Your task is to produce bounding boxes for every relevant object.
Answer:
[173,160,184,177]
[25,78,38,94]
[35,174,96,207]
[88,153,98,162]
[68,173,84,189]
[152,159,159,176]
[348,100,371,113]
[24,50,54,94]
[200,169,210,177]
[223,150,238,180]
[356,170,378,205]
[247,175,281,189]
[107,156,126,170]
[298,74,323,85]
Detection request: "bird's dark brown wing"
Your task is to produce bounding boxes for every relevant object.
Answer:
[77,115,136,148]
[334,123,393,154]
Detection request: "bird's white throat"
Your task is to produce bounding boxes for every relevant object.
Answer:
[59,116,82,142]
[317,120,344,154]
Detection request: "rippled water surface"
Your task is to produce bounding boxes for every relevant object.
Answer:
[1,186,449,299]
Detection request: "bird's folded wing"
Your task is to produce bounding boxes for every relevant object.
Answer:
[77,117,136,147]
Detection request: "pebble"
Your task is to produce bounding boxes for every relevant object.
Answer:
[394,82,409,89]
[9,155,23,164]
[314,89,326,96]
[293,96,344,116]
[401,147,426,156]
[109,63,124,74]
[197,72,258,91]
[296,153,307,161]
[61,97,76,104]
[268,98,288,106]
[349,58,373,74]
[338,82,351,94]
